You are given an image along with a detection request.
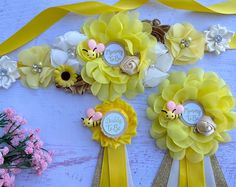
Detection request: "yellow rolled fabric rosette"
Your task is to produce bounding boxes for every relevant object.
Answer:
[81,99,137,187]
[147,68,236,187]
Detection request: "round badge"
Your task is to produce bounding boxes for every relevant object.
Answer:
[101,111,127,138]
[103,43,125,66]
[180,101,204,126]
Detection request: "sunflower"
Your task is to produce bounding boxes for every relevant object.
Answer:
[147,68,236,163]
[77,11,156,101]
[90,99,137,149]
[54,65,77,87]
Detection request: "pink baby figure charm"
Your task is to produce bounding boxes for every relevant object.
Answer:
[81,108,103,128]
[82,39,105,60]
[161,101,184,120]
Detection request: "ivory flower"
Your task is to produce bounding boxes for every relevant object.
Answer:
[120,56,140,75]
[91,99,137,149]
[18,45,54,89]
[165,23,205,65]
[78,11,156,101]
[147,68,236,163]
[204,24,234,55]
[51,31,87,72]
[144,42,173,87]
[0,56,20,89]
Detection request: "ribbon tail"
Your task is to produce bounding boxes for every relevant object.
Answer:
[179,157,206,187]
[100,145,128,187]
[229,34,236,49]
[93,148,104,187]
[158,0,236,14]
[0,0,147,56]
[210,155,228,187]
[152,153,173,187]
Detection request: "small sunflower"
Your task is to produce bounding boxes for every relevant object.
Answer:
[54,65,77,87]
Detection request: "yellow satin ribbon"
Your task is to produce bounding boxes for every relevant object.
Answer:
[159,0,236,14]
[1,0,236,56]
[179,157,206,187]
[0,0,148,56]
[100,145,128,187]
[229,34,236,49]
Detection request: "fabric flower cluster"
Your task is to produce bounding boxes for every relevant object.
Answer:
[0,108,53,186]
[147,68,236,163]
[1,12,235,104]
[16,31,87,90]
[79,11,156,101]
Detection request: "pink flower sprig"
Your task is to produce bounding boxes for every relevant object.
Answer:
[0,108,53,187]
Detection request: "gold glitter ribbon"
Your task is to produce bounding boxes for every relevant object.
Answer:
[153,154,228,187]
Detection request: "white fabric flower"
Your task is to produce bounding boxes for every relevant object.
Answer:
[204,24,234,55]
[0,56,20,89]
[144,42,173,87]
[51,31,87,73]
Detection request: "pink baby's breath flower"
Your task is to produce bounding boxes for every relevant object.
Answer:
[2,147,9,156]
[34,141,43,149]
[26,141,34,148]
[45,152,53,164]
[3,172,15,187]
[13,115,27,125]
[25,146,33,155]
[10,137,20,147]
[4,108,15,120]
[0,179,4,187]
[0,169,5,175]
[0,153,4,165]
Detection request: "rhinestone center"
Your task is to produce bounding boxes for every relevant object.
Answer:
[180,37,192,49]
[67,47,76,58]
[214,34,223,43]
[32,62,43,73]
[0,68,8,77]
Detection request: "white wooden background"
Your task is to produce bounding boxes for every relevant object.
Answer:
[0,0,236,186]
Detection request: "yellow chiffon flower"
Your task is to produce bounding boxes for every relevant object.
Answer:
[90,99,137,149]
[78,11,156,101]
[54,65,77,87]
[165,23,205,65]
[147,68,236,163]
[18,45,54,89]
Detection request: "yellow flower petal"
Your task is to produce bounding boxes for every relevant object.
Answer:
[147,69,236,162]
[169,149,185,160]
[167,120,189,142]
[166,136,183,152]
[186,148,204,163]
[78,11,155,101]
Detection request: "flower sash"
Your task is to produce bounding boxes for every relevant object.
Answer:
[1,0,236,56]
